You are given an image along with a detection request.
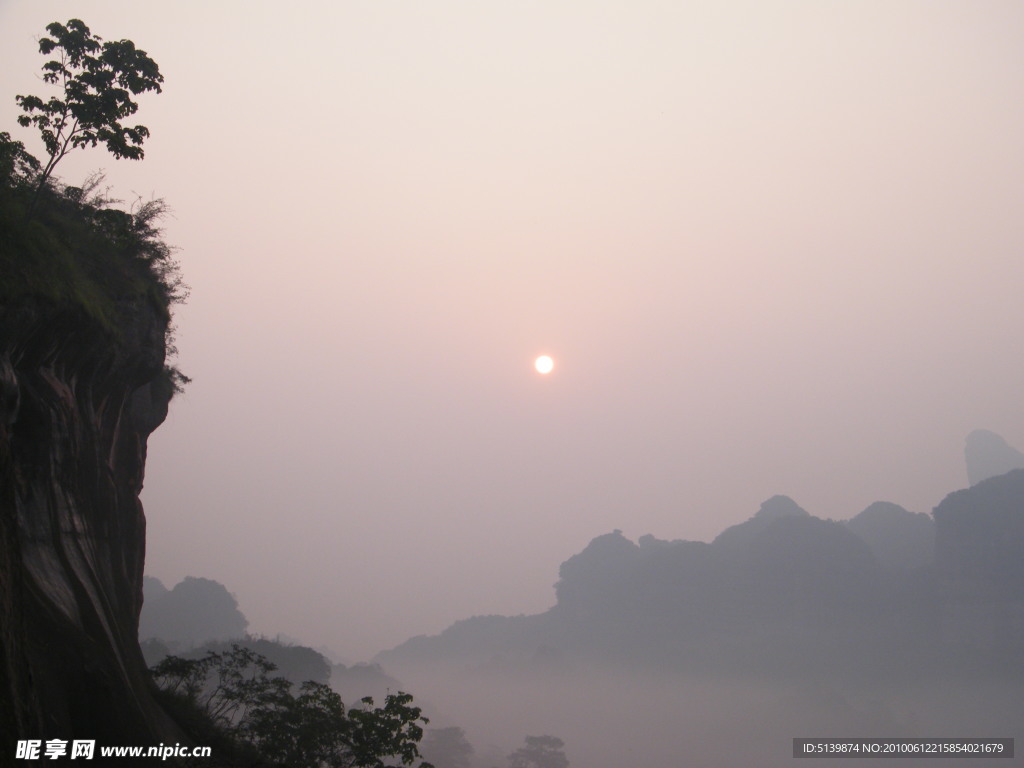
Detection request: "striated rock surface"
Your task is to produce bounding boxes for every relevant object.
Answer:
[0,295,181,743]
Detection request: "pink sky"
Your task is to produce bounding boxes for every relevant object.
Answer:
[3,1,1024,659]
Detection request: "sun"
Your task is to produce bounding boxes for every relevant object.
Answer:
[534,355,554,375]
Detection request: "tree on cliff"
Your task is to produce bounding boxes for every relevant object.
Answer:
[15,18,163,210]
[3,20,188,395]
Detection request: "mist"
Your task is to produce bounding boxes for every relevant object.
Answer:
[3,1,1023,764]
[379,661,1023,768]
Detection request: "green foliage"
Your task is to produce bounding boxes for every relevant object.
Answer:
[3,20,183,350]
[151,645,434,768]
[2,20,187,401]
[0,130,188,395]
[0,131,40,189]
[15,19,163,201]
[198,637,332,687]
[344,693,432,768]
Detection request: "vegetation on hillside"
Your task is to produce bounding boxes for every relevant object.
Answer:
[151,645,434,768]
[1,18,187,394]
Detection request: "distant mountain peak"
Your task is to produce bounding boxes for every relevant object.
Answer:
[754,495,810,520]
[845,501,933,570]
[965,429,1024,486]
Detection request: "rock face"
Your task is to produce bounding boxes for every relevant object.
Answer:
[0,297,179,742]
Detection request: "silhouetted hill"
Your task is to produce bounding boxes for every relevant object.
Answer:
[139,576,249,646]
[964,429,1024,486]
[554,530,641,615]
[142,634,333,690]
[935,469,1024,602]
[201,637,331,686]
[845,501,934,570]
[381,614,548,669]
[370,476,1024,768]
[380,485,1024,685]
[740,515,878,612]
[143,574,170,602]
[927,470,1024,669]
[710,494,809,553]
[331,662,404,705]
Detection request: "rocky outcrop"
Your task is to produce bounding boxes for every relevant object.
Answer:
[1,296,180,743]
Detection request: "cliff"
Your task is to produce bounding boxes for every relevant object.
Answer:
[0,294,182,744]
[0,163,187,745]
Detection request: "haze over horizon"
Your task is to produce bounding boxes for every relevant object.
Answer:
[3,1,1024,660]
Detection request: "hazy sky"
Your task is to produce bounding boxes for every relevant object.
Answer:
[3,1,1024,660]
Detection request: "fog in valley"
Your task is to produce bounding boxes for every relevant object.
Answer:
[137,444,1024,766]
[4,1,1024,765]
